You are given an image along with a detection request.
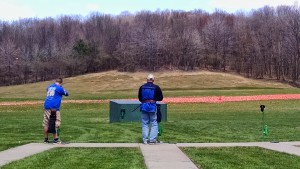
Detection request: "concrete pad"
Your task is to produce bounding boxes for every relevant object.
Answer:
[140,143,198,169]
[279,141,300,146]
[258,143,300,156]
[1,142,300,168]
[0,143,54,167]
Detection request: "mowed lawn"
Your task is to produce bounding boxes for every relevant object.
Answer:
[182,147,300,169]
[1,100,300,168]
[1,100,300,150]
[1,148,146,169]
[1,71,300,168]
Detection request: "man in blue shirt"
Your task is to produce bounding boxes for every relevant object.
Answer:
[43,78,69,144]
[138,74,163,144]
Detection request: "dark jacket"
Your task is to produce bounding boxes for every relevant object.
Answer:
[138,82,163,113]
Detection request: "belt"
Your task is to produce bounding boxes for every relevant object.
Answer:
[143,100,156,103]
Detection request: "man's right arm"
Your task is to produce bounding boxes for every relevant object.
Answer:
[138,86,143,102]
[64,89,69,96]
[58,86,69,96]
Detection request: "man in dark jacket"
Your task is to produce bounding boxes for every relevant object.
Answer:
[138,74,163,144]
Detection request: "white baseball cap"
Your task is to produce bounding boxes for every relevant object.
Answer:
[147,74,154,80]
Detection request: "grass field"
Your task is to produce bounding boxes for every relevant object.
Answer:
[1,100,300,168]
[2,148,146,169]
[1,100,300,150]
[1,71,300,168]
[182,147,300,169]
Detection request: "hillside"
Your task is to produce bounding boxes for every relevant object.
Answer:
[0,71,297,100]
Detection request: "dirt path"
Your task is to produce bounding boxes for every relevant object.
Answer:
[163,94,300,103]
[1,94,300,106]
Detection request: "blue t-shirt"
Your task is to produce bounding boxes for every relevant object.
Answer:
[44,83,69,110]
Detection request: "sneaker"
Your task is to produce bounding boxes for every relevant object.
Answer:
[149,140,157,145]
[53,139,61,144]
[44,139,49,144]
[143,140,148,145]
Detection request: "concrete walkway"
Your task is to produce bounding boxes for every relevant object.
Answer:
[1,142,300,168]
[0,143,54,166]
[140,143,198,169]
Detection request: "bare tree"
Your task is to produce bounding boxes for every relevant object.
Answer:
[0,39,21,85]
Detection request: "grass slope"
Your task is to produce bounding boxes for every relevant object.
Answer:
[0,70,297,100]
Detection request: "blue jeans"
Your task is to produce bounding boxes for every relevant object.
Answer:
[141,111,158,143]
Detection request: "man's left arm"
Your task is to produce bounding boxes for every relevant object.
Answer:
[155,85,163,101]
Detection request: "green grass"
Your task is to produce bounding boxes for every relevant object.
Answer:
[1,100,300,151]
[165,100,300,143]
[182,147,300,169]
[2,148,146,169]
[1,71,300,168]
[0,103,141,151]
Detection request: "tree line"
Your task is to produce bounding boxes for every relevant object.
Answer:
[1,5,300,86]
